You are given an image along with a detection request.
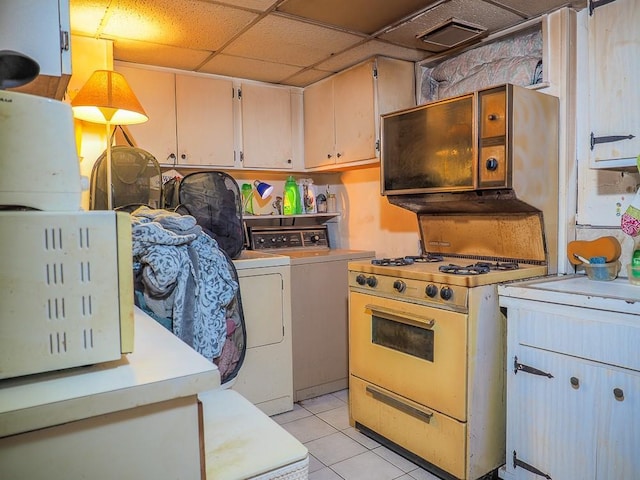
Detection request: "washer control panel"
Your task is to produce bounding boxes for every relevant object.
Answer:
[249,226,330,250]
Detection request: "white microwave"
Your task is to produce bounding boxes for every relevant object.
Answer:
[0,210,134,379]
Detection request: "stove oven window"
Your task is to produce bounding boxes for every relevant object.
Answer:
[372,316,434,362]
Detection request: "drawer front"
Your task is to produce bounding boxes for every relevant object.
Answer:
[350,375,466,479]
[480,89,506,139]
[509,302,640,371]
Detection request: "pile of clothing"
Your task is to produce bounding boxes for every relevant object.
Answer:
[130,206,243,380]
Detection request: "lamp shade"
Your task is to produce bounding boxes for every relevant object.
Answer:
[254,180,274,199]
[71,70,148,125]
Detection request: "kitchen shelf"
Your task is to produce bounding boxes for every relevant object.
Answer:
[243,213,339,227]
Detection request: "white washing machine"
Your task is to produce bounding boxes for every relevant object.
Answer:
[248,226,374,401]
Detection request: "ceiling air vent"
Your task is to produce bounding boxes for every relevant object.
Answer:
[416,18,486,51]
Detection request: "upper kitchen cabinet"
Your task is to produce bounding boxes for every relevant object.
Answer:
[1,0,71,99]
[115,63,235,168]
[239,82,301,170]
[304,57,415,170]
[586,0,640,169]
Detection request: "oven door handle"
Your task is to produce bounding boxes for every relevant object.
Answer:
[366,385,434,423]
[364,304,436,329]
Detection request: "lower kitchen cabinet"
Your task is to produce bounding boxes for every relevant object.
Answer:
[499,277,640,480]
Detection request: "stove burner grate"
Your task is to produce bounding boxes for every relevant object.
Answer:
[371,254,445,267]
[405,254,445,263]
[439,261,520,275]
[371,257,414,266]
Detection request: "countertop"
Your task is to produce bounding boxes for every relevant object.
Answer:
[234,248,375,266]
[498,274,640,315]
[232,249,290,270]
[0,307,221,438]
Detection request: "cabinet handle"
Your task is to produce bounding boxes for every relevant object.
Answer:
[570,376,580,389]
[181,153,187,161]
[365,304,435,329]
[366,385,433,424]
[613,387,624,401]
[168,153,177,164]
[287,159,292,164]
[327,153,333,159]
[487,113,499,121]
[336,152,342,158]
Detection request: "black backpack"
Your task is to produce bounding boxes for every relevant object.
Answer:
[176,171,244,259]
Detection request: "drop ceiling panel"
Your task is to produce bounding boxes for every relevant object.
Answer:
[283,69,334,88]
[380,0,523,50]
[113,38,212,71]
[69,0,110,35]
[224,14,364,67]
[216,0,280,12]
[492,0,587,16]
[199,53,303,84]
[69,0,587,87]
[100,0,258,51]
[315,40,431,72]
[277,0,441,35]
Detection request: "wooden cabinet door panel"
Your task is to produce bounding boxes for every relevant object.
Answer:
[596,367,640,478]
[115,65,177,164]
[334,60,376,164]
[175,74,234,167]
[304,79,335,168]
[241,83,293,169]
[506,345,596,480]
[588,0,640,164]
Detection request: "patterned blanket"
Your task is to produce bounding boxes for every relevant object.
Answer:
[130,206,238,360]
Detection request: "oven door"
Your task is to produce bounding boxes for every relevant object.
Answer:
[349,291,467,421]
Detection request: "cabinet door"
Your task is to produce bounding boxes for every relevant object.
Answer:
[175,74,235,167]
[506,345,596,480]
[114,65,178,164]
[241,83,293,169]
[1,0,71,98]
[588,0,640,166]
[334,60,376,164]
[596,367,640,478]
[303,78,335,168]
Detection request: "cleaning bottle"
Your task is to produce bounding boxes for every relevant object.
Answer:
[283,176,300,215]
[303,179,317,213]
[632,237,640,279]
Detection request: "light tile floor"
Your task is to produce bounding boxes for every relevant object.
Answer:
[270,390,441,480]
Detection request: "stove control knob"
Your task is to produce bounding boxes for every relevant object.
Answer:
[425,284,438,298]
[366,276,378,288]
[310,234,320,243]
[393,280,406,293]
[440,286,453,301]
[356,274,367,286]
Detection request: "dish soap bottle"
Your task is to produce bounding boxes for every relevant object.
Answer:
[283,176,300,216]
[632,238,640,279]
